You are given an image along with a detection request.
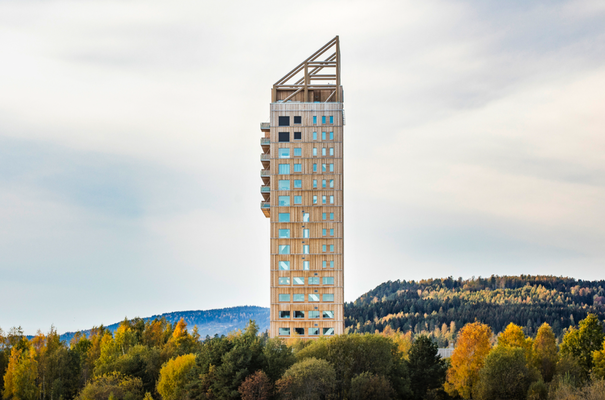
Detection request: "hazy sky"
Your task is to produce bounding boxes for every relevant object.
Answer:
[1,0,605,334]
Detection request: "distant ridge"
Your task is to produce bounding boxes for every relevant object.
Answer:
[60,305,269,343]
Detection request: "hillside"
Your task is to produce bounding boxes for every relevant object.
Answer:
[345,275,605,344]
[60,305,269,342]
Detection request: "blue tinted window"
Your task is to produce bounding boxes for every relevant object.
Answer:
[278,213,290,222]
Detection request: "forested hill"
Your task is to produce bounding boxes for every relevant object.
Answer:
[60,305,269,342]
[344,275,605,343]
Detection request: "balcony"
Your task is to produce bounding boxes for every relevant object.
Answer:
[260,185,270,193]
[260,138,270,146]
[260,169,270,178]
[260,154,270,161]
[260,122,270,131]
[260,201,270,218]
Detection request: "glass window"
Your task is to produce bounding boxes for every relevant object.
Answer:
[322,196,326,204]
[329,148,334,156]
[279,261,290,270]
[280,311,291,319]
[322,164,326,172]
[308,277,319,285]
[330,179,334,188]
[278,180,290,191]
[279,277,290,285]
[279,327,290,335]
[279,132,290,142]
[278,164,290,174]
[309,311,320,318]
[323,277,334,285]
[323,328,334,335]
[322,213,326,220]
[279,196,290,206]
[303,229,309,238]
[294,311,305,319]
[322,131,326,140]
[294,164,302,172]
[294,132,302,140]
[313,131,317,140]
[322,179,326,188]
[294,196,302,204]
[322,116,326,124]
[309,294,320,302]
[330,196,334,204]
[313,116,317,125]
[313,164,317,172]
[278,213,290,222]
[278,148,290,158]
[303,245,309,254]
[279,245,290,254]
[294,116,302,124]
[279,229,290,238]
[294,148,302,157]
[294,328,305,335]
[313,196,317,205]
[329,116,333,124]
[330,164,334,172]
[278,294,290,302]
[330,213,334,220]
[323,311,334,319]
[329,132,334,140]
[309,328,319,336]
[330,229,334,236]
[313,148,317,156]
[293,294,304,302]
[303,213,310,222]
[322,148,326,156]
[303,261,310,270]
[313,179,317,188]
[279,116,290,126]
[293,277,304,285]
[294,180,302,189]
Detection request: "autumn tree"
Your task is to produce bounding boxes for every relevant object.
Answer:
[238,370,272,400]
[156,354,196,400]
[592,339,605,379]
[76,372,144,400]
[560,313,604,378]
[532,323,558,382]
[276,358,336,400]
[407,335,447,400]
[445,322,492,399]
[2,346,38,400]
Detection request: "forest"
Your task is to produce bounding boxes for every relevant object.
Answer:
[1,313,604,400]
[345,275,605,345]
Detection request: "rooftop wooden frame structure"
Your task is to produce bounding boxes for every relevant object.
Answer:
[272,36,342,103]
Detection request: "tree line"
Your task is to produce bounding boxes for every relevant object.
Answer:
[345,275,605,343]
[1,313,605,399]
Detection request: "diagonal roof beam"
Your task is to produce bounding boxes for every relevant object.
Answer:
[274,37,338,86]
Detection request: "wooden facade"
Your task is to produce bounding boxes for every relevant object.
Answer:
[260,37,344,339]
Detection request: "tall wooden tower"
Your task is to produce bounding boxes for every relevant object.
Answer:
[259,36,344,338]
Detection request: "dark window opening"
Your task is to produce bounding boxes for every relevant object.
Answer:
[278,116,290,126]
[294,328,305,335]
[294,116,302,124]
[294,132,302,140]
[279,132,290,142]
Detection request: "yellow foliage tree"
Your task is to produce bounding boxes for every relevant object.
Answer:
[593,339,605,380]
[156,353,196,400]
[532,323,559,382]
[2,346,38,400]
[444,322,492,399]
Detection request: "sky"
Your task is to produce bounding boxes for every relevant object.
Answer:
[1,0,605,334]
